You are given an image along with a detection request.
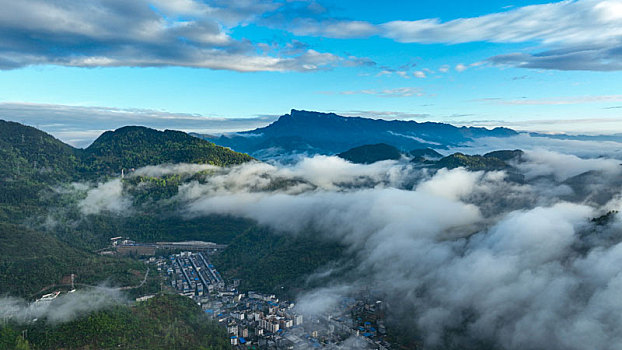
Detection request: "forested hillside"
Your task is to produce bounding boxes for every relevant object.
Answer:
[0,294,229,350]
[0,121,253,297]
[82,126,252,175]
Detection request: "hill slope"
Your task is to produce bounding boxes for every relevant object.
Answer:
[0,294,229,350]
[0,121,253,296]
[337,143,403,164]
[83,126,252,175]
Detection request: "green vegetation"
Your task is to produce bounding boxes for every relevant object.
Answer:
[409,148,443,160]
[435,153,509,171]
[591,210,619,226]
[82,126,252,176]
[0,121,253,297]
[0,222,152,297]
[0,121,250,183]
[0,120,347,347]
[214,227,346,297]
[0,294,229,350]
[337,143,403,164]
[59,213,254,250]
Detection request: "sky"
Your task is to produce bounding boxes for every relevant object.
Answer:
[0,0,620,146]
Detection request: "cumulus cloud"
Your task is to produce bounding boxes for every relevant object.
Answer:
[0,287,125,325]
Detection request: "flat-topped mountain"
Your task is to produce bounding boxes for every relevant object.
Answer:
[197,109,518,159]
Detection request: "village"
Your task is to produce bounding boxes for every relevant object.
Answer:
[154,251,393,349]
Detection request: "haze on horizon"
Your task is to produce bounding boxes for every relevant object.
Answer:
[0,0,620,146]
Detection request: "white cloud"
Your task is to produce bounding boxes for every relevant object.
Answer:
[281,0,622,71]
[517,149,622,181]
[0,287,125,325]
[64,151,622,349]
[79,179,131,215]
[380,0,621,45]
[0,102,278,147]
[0,0,368,72]
[448,133,622,159]
[438,65,450,73]
[325,87,424,98]
[500,95,622,105]
[172,153,622,349]
[455,63,467,72]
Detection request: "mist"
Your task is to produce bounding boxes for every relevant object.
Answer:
[0,287,125,325]
[63,148,622,349]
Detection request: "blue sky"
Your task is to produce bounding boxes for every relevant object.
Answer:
[0,0,620,146]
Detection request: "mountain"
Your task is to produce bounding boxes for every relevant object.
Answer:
[483,149,524,162]
[196,109,518,159]
[0,120,80,184]
[337,143,403,164]
[82,126,253,176]
[0,121,254,297]
[0,121,252,182]
[410,148,444,161]
[434,153,509,171]
[408,149,525,173]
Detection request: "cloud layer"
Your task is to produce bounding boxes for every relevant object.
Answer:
[1,0,619,72]
[0,0,366,72]
[76,147,622,349]
[0,102,278,147]
[279,0,622,71]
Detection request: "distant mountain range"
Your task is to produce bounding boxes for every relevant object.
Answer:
[193,109,518,159]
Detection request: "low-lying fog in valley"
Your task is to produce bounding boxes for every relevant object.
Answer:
[4,136,622,350]
[69,138,622,350]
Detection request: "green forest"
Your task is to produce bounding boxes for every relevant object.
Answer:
[0,120,347,348]
[0,294,230,350]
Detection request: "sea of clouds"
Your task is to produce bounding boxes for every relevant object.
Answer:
[51,143,622,349]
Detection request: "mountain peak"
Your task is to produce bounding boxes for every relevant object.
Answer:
[285,109,343,121]
[207,110,519,159]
